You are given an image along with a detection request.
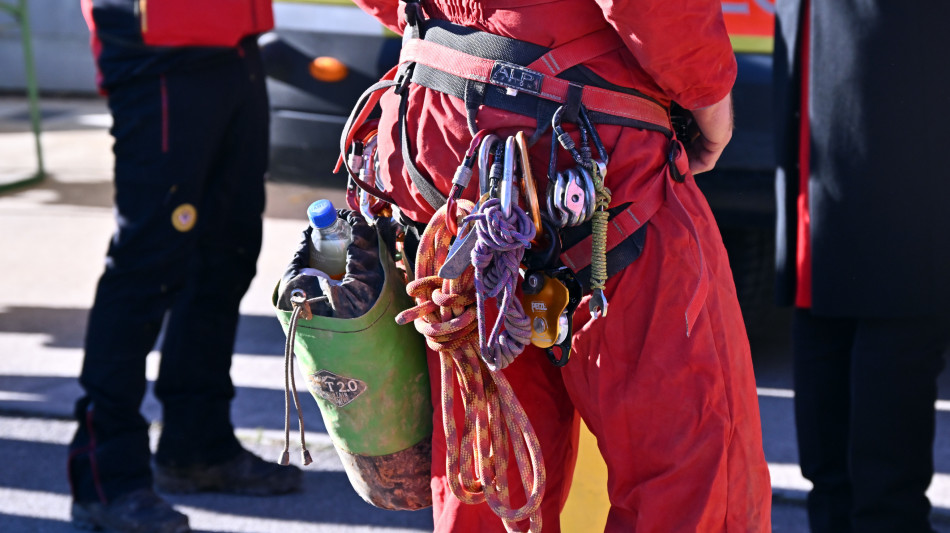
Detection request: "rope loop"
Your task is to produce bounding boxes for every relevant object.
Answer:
[405,202,545,531]
[589,163,612,292]
[464,198,537,371]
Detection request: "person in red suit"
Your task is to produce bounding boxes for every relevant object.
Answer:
[349,0,772,531]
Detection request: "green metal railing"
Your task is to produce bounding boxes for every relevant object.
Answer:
[0,0,45,192]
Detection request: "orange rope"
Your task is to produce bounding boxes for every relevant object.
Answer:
[396,201,546,531]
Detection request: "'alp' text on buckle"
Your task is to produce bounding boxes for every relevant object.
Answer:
[490,61,544,97]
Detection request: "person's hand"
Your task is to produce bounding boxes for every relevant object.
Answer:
[685,92,734,174]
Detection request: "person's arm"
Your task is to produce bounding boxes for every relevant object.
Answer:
[685,92,733,174]
[351,0,402,34]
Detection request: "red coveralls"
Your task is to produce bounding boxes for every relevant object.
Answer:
[352,1,772,530]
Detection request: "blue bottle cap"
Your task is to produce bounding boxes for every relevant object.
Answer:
[307,199,337,229]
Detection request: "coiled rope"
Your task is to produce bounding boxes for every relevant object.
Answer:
[466,197,537,371]
[396,202,545,532]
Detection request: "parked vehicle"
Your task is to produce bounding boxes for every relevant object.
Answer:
[704,0,777,325]
[260,0,777,322]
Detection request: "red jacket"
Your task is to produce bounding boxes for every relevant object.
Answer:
[81,0,273,48]
[81,0,273,89]
[353,0,737,224]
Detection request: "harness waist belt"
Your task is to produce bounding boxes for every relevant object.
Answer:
[400,38,672,134]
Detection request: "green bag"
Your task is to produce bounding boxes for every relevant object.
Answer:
[273,225,432,511]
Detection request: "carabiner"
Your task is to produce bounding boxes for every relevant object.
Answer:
[501,136,517,217]
[479,134,501,196]
[590,288,608,319]
[515,131,542,237]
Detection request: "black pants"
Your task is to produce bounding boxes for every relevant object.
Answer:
[793,308,950,533]
[68,41,269,504]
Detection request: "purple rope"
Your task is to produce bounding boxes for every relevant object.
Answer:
[465,198,537,371]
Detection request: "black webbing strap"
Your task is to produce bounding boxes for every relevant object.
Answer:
[398,86,448,210]
[559,202,648,292]
[408,19,673,137]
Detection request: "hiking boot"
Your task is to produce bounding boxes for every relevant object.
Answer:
[71,488,190,533]
[154,448,302,496]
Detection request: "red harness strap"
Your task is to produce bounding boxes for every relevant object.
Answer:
[398,38,672,132]
[559,167,665,275]
[525,28,625,76]
[560,150,709,337]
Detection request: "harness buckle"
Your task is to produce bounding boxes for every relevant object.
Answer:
[394,63,415,95]
[489,61,545,97]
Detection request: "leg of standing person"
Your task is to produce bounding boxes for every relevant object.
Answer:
[849,314,949,533]
[792,308,855,533]
[151,41,301,494]
[67,71,199,530]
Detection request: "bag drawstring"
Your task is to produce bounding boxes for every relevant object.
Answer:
[279,289,327,467]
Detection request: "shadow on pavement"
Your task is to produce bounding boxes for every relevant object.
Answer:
[0,436,434,530]
[0,306,89,350]
[166,470,434,530]
[0,515,70,532]
[0,373,328,435]
[0,305,288,358]
[0,173,115,208]
[0,438,71,494]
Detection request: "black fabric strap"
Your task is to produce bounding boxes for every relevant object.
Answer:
[559,202,648,292]
[463,79,486,136]
[410,19,672,137]
[399,88,448,210]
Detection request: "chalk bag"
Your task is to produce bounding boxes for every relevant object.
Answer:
[273,212,432,510]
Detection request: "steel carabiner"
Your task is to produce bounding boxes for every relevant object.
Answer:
[501,136,518,217]
[589,288,608,319]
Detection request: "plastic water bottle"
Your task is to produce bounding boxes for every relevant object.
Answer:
[307,199,352,280]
